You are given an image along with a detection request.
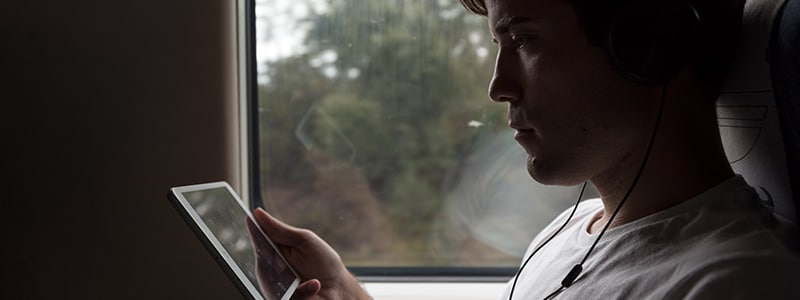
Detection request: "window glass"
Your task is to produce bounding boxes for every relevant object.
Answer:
[254,0,586,272]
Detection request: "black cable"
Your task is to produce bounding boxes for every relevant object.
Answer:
[543,286,566,300]
[508,181,589,300]
[507,83,668,299]
[560,83,668,288]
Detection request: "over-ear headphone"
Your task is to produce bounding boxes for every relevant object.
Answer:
[606,0,703,85]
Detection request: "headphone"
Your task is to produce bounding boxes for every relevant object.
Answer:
[508,1,703,299]
[607,0,703,85]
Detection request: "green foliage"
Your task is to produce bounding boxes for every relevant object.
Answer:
[258,55,335,183]
[258,0,506,265]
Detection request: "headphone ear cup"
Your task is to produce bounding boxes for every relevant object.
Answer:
[607,1,702,85]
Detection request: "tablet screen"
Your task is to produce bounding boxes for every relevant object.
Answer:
[171,183,299,300]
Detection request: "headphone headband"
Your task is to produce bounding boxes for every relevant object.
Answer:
[607,0,703,84]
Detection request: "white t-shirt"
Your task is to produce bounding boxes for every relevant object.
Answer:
[499,175,800,299]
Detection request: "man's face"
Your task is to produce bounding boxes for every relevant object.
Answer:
[486,0,659,186]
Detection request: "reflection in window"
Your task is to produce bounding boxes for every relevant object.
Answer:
[254,0,587,272]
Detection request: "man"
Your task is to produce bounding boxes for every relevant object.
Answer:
[253,0,800,298]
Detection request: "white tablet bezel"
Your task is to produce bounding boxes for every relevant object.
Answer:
[169,181,300,300]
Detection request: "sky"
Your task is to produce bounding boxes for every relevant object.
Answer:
[255,0,328,63]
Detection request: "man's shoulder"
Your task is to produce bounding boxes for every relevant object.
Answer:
[634,175,796,255]
[664,250,800,299]
[646,190,799,268]
[649,189,800,298]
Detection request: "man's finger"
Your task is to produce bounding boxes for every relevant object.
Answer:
[253,208,310,247]
[291,279,321,300]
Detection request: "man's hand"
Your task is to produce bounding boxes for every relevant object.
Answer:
[252,208,371,300]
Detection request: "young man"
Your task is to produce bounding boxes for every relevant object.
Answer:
[253,0,800,298]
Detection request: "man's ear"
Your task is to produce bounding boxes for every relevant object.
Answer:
[606,0,701,85]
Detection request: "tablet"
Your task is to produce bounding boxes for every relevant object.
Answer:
[168,182,300,300]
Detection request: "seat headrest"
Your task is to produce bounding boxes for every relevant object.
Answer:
[717,0,797,224]
[769,0,800,224]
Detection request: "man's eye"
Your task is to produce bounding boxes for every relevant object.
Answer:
[511,35,534,49]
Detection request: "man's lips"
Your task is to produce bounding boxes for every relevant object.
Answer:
[514,128,535,139]
[510,122,535,139]
[509,122,533,131]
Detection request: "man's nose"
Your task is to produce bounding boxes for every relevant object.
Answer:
[488,48,522,103]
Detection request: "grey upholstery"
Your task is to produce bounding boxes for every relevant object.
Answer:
[717,0,796,226]
[770,0,800,228]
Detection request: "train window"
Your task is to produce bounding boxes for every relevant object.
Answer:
[251,0,584,279]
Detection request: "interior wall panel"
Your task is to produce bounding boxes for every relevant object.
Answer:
[2,0,243,298]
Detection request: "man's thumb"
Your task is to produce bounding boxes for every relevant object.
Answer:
[291,279,321,299]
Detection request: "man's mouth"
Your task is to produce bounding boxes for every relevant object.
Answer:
[513,128,535,139]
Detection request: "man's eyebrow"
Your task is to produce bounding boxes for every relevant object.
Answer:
[494,16,537,35]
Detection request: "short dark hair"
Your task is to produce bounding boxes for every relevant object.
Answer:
[458,0,745,90]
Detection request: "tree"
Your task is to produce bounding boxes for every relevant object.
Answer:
[257,0,507,266]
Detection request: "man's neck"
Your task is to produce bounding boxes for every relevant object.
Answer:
[588,90,734,234]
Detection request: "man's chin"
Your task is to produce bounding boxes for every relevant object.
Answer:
[526,156,585,186]
[525,156,552,185]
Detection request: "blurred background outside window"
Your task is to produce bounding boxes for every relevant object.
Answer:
[254,0,590,274]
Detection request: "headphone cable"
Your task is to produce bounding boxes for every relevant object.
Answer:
[508,83,668,299]
[561,83,668,288]
[507,181,588,300]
